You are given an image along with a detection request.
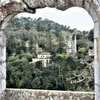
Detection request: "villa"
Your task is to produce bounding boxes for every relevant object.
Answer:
[32,52,51,67]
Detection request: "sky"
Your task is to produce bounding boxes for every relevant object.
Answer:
[17,7,94,31]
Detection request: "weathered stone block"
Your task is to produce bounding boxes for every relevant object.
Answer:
[5,89,94,100]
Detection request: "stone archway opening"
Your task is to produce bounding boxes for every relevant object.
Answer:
[0,0,100,100]
[6,6,94,90]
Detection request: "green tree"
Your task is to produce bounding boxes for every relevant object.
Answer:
[46,32,52,52]
[57,32,66,53]
[88,29,94,42]
[78,47,86,54]
[25,22,31,30]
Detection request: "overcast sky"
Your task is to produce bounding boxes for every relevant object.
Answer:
[17,7,94,31]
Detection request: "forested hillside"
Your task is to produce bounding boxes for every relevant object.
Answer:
[6,17,94,91]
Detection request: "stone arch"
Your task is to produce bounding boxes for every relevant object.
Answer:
[0,0,100,100]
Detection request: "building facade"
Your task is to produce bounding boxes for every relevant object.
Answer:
[32,52,51,67]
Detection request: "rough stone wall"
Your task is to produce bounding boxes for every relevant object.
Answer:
[0,92,5,100]
[2,89,94,100]
[0,0,100,100]
[0,30,6,100]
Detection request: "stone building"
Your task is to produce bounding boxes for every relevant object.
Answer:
[32,52,51,67]
[88,48,94,56]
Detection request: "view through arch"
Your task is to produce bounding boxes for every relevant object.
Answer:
[0,0,100,100]
[6,7,94,91]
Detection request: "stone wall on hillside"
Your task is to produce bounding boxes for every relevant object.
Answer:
[1,89,94,100]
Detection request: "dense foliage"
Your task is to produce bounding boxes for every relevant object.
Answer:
[6,17,94,91]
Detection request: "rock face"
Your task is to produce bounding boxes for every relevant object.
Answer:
[0,0,100,100]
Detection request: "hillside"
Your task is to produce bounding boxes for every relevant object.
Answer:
[6,17,94,91]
